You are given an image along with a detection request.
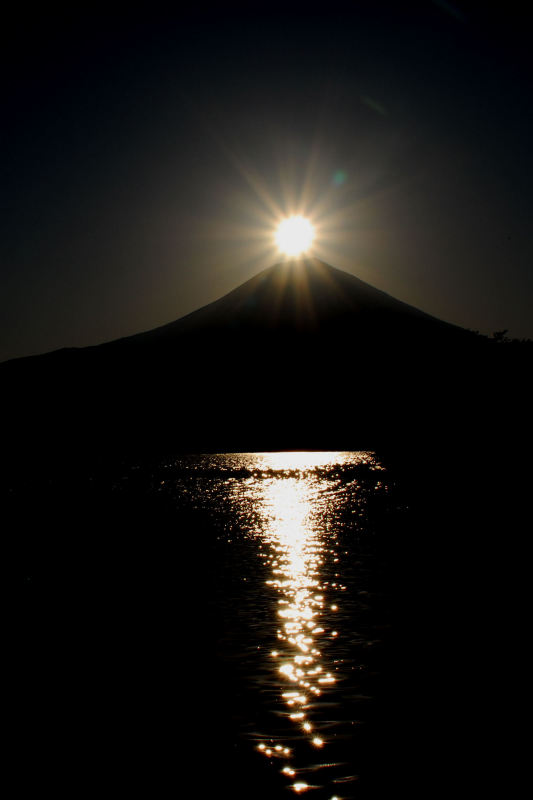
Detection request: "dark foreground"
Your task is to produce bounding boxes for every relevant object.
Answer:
[7,443,528,798]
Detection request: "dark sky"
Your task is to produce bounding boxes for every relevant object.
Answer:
[2,1,532,361]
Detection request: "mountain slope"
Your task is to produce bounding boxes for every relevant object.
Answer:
[1,258,514,462]
[116,258,462,343]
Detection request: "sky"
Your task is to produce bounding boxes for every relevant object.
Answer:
[2,1,532,362]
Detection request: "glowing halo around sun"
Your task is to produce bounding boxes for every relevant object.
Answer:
[275,215,315,257]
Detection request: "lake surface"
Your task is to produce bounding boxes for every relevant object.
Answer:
[14,451,405,797]
[147,451,395,798]
[13,447,525,796]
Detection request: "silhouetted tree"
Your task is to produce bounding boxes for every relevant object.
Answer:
[492,329,509,343]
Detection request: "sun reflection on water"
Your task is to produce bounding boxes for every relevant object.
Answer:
[153,448,388,797]
[261,474,331,723]
[250,451,365,790]
[215,450,385,795]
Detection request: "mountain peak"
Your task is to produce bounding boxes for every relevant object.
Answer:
[130,257,450,342]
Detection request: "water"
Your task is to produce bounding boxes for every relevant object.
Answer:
[13,448,527,796]
[149,451,394,798]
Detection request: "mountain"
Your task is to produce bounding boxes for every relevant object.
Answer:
[1,258,524,465]
[122,257,458,339]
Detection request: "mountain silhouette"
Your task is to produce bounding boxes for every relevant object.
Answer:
[1,258,524,464]
[122,257,458,339]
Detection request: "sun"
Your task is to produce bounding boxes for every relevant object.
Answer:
[275,216,315,256]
